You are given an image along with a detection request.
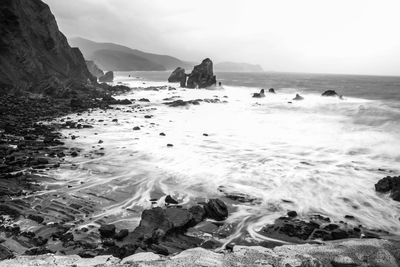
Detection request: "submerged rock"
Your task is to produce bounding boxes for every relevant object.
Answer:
[252,89,265,98]
[322,90,339,97]
[168,67,187,87]
[375,176,400,201]
[186,58,217,89]
[99,71,114,83]
[293,94,304,100]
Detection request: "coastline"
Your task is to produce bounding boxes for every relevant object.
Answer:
[0,82,399,265]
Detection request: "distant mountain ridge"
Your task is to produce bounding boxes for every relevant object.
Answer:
[214,62,263,72]
[69,37,193,71]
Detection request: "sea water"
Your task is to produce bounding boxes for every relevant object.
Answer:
[46,71,400,242]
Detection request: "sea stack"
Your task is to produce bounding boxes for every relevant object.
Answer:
[99,71,114,83]
[168,67,186,87]
[186,58,217,89]
[0,0,95,93]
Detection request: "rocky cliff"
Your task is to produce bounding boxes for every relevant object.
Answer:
[0,0,95,94]
[86,60,104,79]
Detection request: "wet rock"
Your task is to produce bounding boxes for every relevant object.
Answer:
[133,126,141,130]
[252,89,265,98]
[375,176,400,202]
[114,229,129,241]
[165,195,178,204]
[331,255,357,267]
[287,211,297,218]
[204,199,228,221]
[167,144,174,147]
[293,94,304,100]
[0,245,13,260]
[99,224,116,238]
[99,71,114,83]
[269,88,276,93]
[28,214,44,224]
[322,90,339,97]
[186,58,217,89]
[163,99,200,107]
[159,132,166,136]
[139,98,150,102]
[168,67,187,87]
[188,205,206,225]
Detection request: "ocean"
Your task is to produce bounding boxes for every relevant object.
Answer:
[47,71,400,245]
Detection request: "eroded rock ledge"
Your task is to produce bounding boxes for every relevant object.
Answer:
[1,239,398,267]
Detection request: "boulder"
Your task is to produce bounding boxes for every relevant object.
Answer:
[99,71,114,83]
[99,224,116,238]
[375,176,400,202]
[186,58,217,89]
[322,90,339,97]
[168,67,186,87]
[204,199,228,221]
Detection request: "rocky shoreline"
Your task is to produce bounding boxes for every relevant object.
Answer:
[1,84,399,265]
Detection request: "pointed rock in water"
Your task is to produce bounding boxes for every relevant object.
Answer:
[165,195,179,204]
[293,94,304,100]
[252,89,265,98]
[99,71,114,83]
[168,67,187,87]
[186,58,217,89]
[269,88,276,93]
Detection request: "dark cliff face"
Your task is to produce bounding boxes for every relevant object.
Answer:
[0,0,95,93]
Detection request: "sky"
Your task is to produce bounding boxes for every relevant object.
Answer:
[44,0,400,76]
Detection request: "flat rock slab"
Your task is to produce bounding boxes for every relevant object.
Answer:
[1,239,399,267]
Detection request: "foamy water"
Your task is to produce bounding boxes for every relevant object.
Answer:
[45,73,400,243]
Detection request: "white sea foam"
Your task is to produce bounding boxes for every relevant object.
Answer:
[45,73,400,240]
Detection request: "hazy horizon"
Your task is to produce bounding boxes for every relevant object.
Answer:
[44,0,400,76]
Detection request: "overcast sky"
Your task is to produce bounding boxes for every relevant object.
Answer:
[44,0,400,76]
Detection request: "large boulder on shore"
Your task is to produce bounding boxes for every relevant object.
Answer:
[322,90,339,97]
[168,67,186,87]
[99,71,114,83]
[186,58,216,89]
[0,0,95,94]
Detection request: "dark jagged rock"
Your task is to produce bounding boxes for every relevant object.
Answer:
[99,71,114,83]
[163,99,200,107]
[204,199,228,221]
[322,90,339,97]
[287,211,298,218]
[293,94,304,100]
[375,176,400,202]
[165,195,179,205]
[269,88,276,93]
[0,0,95,94]
[99,224,116,238]
[85,60,104,78]
[186,58,216,89]
[168,67,186,87]
[252,89,265,98]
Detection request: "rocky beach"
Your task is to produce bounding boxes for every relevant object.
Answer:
[1,0,400,266]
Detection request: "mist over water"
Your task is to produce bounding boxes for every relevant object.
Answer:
[46,72,400,243]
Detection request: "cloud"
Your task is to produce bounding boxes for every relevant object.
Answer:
[44,0,400,75]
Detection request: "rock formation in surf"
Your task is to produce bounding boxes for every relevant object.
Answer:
[322,90,339,97]
[99,71,114,83]
[168,67,186,87]
[186,58,216,89]
[85,60,104,79]
[0,0,95,94]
